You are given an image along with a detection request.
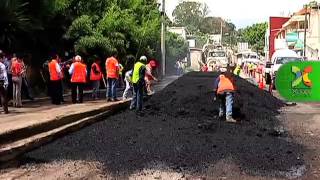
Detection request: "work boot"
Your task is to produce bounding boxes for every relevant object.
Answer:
[226,116,237,123]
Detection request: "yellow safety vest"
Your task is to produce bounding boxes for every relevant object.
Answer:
[132,62,145,84]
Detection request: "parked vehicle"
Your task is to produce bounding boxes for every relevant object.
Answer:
[267,49,303,88]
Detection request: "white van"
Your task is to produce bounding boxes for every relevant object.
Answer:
[266,49,303,85]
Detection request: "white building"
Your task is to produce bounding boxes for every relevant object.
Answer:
[167,27,187,39]
[277,2,320,59]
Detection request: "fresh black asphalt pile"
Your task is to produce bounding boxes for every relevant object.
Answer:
[19,72,306,179]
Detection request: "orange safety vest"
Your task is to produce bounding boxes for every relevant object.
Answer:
[71,62,87,83]
[90,63,102,81]
[106,57,119,79]
[217,74,235,94]
[48,59,61,81]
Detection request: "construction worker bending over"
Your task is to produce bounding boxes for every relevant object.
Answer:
[213,67,237,123]
[69,55,87,104]
[130,56,147,112]
[145,61,158,95]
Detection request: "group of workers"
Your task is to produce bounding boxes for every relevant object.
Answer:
[47,52,158,112]
[0,50,158,114]
[0,52,35,114]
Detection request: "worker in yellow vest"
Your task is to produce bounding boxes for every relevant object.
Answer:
[69,55,87,103]
[213,67,237,123]
[130,56,147,112]
[48,54,63,105]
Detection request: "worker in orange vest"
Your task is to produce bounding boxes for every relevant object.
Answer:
[213,66,237,123]
[105,51,119,101]
[68,55,87,103]
[48,54,63,105]
[90,58,102,100]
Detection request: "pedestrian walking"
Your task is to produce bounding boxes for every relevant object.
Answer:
[0,53,9,114]
[105,52,119,101]
[130,56,147,112]
[69,55,87,104]
[3,52,12,101]
[213,67,237,123]
[11,55,23,108]
[48,55,63,105]
[122,69,133,100]
[90,58,102,100]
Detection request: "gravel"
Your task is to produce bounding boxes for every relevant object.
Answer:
[2,72,308,179]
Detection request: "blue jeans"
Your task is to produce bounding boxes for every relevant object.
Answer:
[92,80,100,99]
[130,83,143,111]
[107,78,117,99]
[218,92,234,118]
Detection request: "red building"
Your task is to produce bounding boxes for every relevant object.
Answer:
[268,17,290,59]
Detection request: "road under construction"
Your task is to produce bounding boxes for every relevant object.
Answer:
[0,72,320,179]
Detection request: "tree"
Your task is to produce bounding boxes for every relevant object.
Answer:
[238,22,267,53]
[0,0,31,50]
[172,1,208,33]
[66,0,162,63]
[166,32,189,74]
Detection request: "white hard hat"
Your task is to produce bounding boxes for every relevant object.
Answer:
[219,68,227,73]
[140,56,147,61]
[75,55,82,61]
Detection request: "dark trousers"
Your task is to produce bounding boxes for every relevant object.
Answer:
[50,80,63,105]
[22,77,33,100]
[7,74,12,100]
[71,83,84,103]
[107,78,117,99]
[130,83,144,111]
[0,81,8,113]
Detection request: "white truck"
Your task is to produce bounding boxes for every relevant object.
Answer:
[266,49,303,88]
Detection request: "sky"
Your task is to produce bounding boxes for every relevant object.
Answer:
[159,0,313,29]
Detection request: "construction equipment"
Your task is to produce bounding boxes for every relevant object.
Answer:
[202,37,229,71]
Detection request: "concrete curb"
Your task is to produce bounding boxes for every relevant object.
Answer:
[0,100,130,162]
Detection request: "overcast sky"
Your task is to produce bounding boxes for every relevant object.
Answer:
[159,0,312,28]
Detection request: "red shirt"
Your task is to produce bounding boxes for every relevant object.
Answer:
[11,61,23,76]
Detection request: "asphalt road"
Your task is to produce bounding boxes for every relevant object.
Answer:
[1,72,320,180]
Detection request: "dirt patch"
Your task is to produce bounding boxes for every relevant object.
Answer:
[1,72,310,179]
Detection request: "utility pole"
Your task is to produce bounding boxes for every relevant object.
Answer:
[220,20,223,45]
[303,5,308,57]
[161,0,166,77]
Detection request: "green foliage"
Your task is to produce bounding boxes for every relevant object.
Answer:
[172,1,206,33]
[172,1,236,36]
[66,0,162,62]
[166,32,189,72]
[238,22,267,53]
[66,15,94,40]
[0,0,31,49]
